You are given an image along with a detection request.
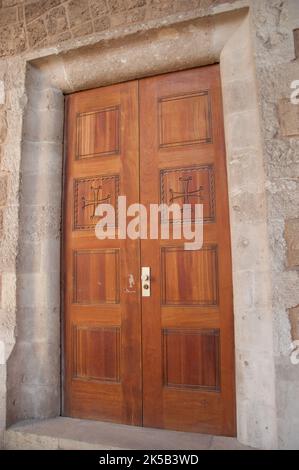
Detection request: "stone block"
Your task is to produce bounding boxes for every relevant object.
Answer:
[3,1,25,7]
[94,16,110,32]
[278,98,299,137]
[0,209,3,238]
[234,307,273,353]
[0,81,4,105]
[0,6,18,26]
[233,222,268,271]
[294,29,299,59]
[225,110,260,154]
[223,79,256,114]
[0,23,26,57]
[17,241,41,273]
[19,204,61,243]
[288,305,299,340]
[72,21,93,38]
[232,270,254,311]
[109,0,126,14]
[25,0,61,23]
[0,112,7,144]
[17,272,60,309]
[285,218,299,268]
[27,87,63,111]
[45,6,68,37]
[21,141,63,176]
[8,341,60,388]
[230,191,266,224]
[5,430,58,450]
[20,172,62,207]
[67,0,91,28]
[0,175,7,206]
[275,355,299,449]
[125,7,146,24]
[27,18,47,48]
[89,0,108,17]
[126,0,146,9]
[47,30,71,46]
[6,383,60,426]
[17,5,24,22]
[147,0,175,19]
[40,238,60,274]
[236,398,277,450]
[22,107,64,143]
[15,307,60,343]
[228,148,265,193]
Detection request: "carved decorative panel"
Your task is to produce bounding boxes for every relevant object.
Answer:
[161,245,218,306]
[162,328,220,391]
[73,249,120,304]
[160,165,215,223]
[158,91,212,148]
[76,106,120,159]
[74,175,119,230]
[73,325,121,382]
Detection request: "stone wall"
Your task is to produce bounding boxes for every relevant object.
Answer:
[0,0,236,56]
[0,0,299,450]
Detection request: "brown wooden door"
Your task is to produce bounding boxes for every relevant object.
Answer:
[63,81,142,424]
[63,65,236,436]
[139,66,236,436]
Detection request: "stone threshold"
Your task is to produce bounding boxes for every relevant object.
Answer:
[3,417,252,450]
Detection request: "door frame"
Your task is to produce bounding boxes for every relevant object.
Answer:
[11,7,278,449]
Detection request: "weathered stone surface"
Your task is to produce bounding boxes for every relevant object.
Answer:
[125,7,146,24]
[288,305,299,340]
[17,4,24,22]
[93,16,110,32]
[285,218,299,268]
[47,31,71,46]
[25,0,61,23]
[3,416,247,450]
[0,23,26,56]
[71,20,93,38]
[0,209,3,238]
[0,81,4,105]
[0,113,7,144]
[109,0,126,14]
[89,0,108,17]
[3,1,23,6]
[0,6,18,25]
[45,5,68,37]
[294,29,299,58]
[27,18,47,48]
[173,0,200,13]
[17,241,41,274]
[126,0,146,9]
[0,176,7,206]
[67,0,91,28]
[147,0,175,18]
[278,98,299,137]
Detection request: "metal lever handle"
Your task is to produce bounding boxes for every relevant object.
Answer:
[141,267,150,297]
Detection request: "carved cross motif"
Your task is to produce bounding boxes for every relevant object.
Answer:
[82,183,111,219]
[169,176,204,204]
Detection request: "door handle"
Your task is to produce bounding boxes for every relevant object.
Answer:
[141,267,150,297]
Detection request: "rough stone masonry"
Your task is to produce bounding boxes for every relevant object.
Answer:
[0,0,299,450]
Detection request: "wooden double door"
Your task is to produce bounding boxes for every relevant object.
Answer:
[63,66,236,436]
